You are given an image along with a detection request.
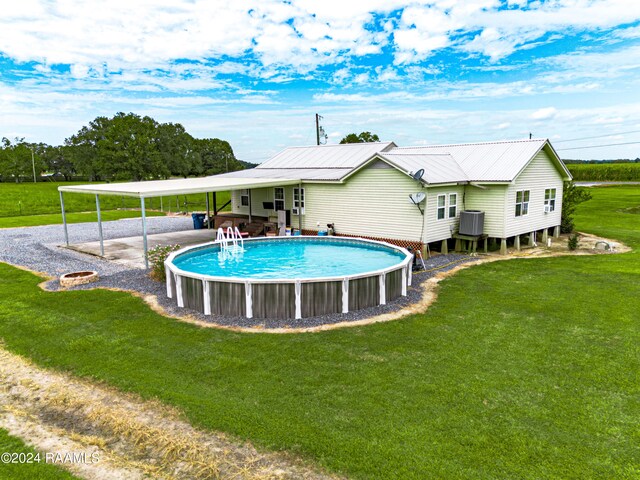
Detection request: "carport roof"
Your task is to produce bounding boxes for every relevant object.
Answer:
[58,176,302,198]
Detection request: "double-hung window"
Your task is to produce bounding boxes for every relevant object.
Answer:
[437,193,457,220]
[544,188,556,212]
[515,190,530,217]
[274,187,285,211]
[292,187,305,215]
[448,194,457,218]
[437,194,446,220]
[240,189,249,207]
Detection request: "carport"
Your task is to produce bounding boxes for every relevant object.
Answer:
[58,176,301,268]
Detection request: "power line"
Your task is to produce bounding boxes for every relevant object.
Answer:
[556,140,640,151]
[554,129,640,143]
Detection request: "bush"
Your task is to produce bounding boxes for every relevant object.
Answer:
[561,182,592,233]
[147,244,181,281]
[568,233,580,251]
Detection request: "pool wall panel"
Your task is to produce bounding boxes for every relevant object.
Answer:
[183,276,204,313]
[301,281,342,317]
[208,281,246,317]
[168,272,177,299]
[349,276,380,311]
[385,269,403,302]
[252,284,296,319]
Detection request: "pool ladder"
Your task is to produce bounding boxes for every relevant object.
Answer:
[216,227,245,258]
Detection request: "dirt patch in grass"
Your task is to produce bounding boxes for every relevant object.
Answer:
[0,346,340,480]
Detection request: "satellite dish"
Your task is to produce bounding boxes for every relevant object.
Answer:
[408,192,426,204]
[412,169,425,182]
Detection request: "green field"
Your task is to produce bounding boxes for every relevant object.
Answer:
[0,210,166,229]
[567,162,640,181]
[0,429,80,480]
[0,182,232,217]
[0,186,638,479]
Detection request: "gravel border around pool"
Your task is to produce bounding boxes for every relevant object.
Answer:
[0,217,479,330]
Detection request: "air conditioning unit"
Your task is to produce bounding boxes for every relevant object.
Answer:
[544,205,551,213]
[459,210,485,236]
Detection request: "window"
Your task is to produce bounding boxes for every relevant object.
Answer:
[436,193,458,220]
[240,189,249,207]
[437,194,446,220]
[448,193,457,218]
[515,190,530,217]
[274,187,285,211]
[544,188,556,212]
[293,187,305,215]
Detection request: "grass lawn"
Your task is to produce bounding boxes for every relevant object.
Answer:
[0,428,80,479]
[0,181,231,220]
[0,186,638,479]
[0,209,165,228]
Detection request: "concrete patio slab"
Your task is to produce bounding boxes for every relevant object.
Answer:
[67,229,217,269]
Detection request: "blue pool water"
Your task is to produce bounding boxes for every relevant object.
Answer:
[172,239,407,279]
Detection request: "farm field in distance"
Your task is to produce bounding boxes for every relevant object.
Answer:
[0,182,231,228]
[567,162,640,181]
[0,185,638,479]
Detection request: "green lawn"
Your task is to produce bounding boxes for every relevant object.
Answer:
[0,428,80,479]
[0,181,231,217]
[0,186,638,479]
[0,209,165,229]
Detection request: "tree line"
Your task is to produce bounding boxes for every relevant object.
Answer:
[0,112,248,182]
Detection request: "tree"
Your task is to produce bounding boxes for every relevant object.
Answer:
[65,116,111,181]
[156,123,198,178]
[561,181,592,233]
[192,138,241,176]
[339,131,380,144]
[42,145,75,180]
[0,137,46,182]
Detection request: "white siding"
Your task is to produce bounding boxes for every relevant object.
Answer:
[464,184,507,238]
[504,150,564,237]
[301,164,424,241]
[423,185,465,243]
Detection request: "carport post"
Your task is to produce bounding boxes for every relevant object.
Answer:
[298,181,302,232]
[95,194,104,256]
[205,192,211,229]
[141,197,149,269]
[59,190,69,246]
[248,189,253,223]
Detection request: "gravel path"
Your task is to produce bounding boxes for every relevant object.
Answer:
[0,218,478,329]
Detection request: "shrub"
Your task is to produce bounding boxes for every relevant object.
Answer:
[568,233,580,251]
[147,244,181,281]
[561,182,592,233]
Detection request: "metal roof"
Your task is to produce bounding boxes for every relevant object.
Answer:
[218,168,350,181]
[391,139,551,182]
[58,176,301,198]
[258,142,395,169]
[59,139,570,198]
[376,153,468,184]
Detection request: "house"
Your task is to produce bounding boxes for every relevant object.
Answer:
[216,138,572,254]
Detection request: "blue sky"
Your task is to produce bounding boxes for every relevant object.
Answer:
[1,0,640,162]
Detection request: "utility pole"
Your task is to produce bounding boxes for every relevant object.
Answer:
[315,113,321,145]
[31,147,36,183]
[315,113,327,145]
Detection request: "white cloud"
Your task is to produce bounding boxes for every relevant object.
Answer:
[530,107,557,120]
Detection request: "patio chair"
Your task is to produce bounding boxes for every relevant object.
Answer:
[243,222,265,237]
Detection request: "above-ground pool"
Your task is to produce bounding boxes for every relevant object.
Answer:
[165,236,412,320]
